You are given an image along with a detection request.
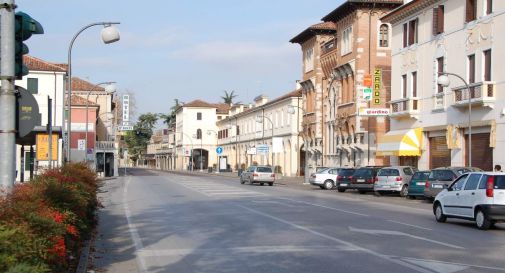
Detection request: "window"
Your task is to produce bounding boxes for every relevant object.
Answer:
[218,116,222,120]
[379,24,389,47]
[468,54,475,84]
[401,74,407,98]
[412,72,417,97]
[403,23,408,47]
[464,174,482,190]
[341,26,353,55]
[24,151,34,171]
[485,0,493,15]
[236,125,240,136]
[403,19,418,47]
[433,5,445,35]
[27,78,38,94]
[466,0,477,22]
[196,129,202,139]
[197,112,202,120]
[483,49,492,81]
[403,168,413,176]
[451,174,468,191]
[437,57,444,93]
[304,47,314,72]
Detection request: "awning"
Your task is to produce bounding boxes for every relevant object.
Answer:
[377,128,422,156]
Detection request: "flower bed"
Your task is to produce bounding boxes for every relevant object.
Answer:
[0,163,100,273]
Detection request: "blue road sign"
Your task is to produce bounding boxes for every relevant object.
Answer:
[216,146,223,155]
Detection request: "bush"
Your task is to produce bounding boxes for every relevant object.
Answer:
[0,163,99,272]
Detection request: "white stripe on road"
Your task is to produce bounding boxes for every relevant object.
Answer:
[277,197,370,217]
[123,177,148,273]
[387,220,433,231]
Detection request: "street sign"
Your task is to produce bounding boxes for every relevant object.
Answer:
[257,144,269,155]
[358,108,390,116]
[77,139,86,151]
[363,74,372,87]
[363,88,372,101]
[16,86,41,138]
[216,146,223,155]
[247,147,257,155]
[118,125,134,131]
[35,133,58,161]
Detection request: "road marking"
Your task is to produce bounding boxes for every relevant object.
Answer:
[236,204,433,273]
[123,177,148,273]
[348,227,464,249]
[139,245,358,257]
[174,179,267,198]
[387,220,433,231]
[400,257,505,272]
[277,197,370,217]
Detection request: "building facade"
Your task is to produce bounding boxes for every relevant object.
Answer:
[381,0,501,171]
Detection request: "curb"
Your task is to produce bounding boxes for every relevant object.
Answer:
[75,240,91,273]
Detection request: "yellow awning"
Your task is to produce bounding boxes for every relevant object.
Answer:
[377,128,423,157]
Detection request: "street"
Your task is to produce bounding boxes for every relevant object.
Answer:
[91,169,505,273]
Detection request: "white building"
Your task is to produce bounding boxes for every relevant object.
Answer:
[380,0,501,171]
[216,90,303,177]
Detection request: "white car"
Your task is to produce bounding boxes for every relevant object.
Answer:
[433,172,505,230]
[309,168,354,190]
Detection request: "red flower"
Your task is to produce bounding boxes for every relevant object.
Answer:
[66,225,78,237]
[52,211,65,223]
[48,236,66,257]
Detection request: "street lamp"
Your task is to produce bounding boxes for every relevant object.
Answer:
[256,114,274,167]
[65,22,120,163]
[437,72,473,167]
[84,81,116,161]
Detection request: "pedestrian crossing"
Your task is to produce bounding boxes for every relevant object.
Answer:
[176,179,267,198]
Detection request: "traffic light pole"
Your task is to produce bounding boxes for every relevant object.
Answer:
[0,0,17,189]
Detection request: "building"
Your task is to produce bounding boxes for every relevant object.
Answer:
[68,95,99,162]
[175,100,230,171]
[146,128,177,171]
[216,90,303,176]
[290,22,336,176]
[380,0,501,171]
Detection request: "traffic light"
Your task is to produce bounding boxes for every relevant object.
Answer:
[14,11,44,79]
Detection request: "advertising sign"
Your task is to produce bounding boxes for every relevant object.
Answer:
[16,86,41,138]
[78,139,86,151]
[247,147,257,155]
[257,144,269,155]
[36,134,58,161]
[358,108,390,116]
[363,88,372,101]
[373,68,382,105]
[363,74,372,87]
[122,94,130,123]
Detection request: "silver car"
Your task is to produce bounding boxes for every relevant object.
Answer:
[240,166,275,186]
[309,167,340,190]
[374,166,416,197]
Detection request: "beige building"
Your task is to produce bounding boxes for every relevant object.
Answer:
[381,0,502,171]
[216,90,303,177]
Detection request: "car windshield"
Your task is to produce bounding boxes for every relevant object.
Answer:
[316,168,329,174]
[378,169,399,176]
[256,167,272,173]
[412,172,429,180]
[429,170,455,181]
[354,168,372,177]
[339,169,354,176]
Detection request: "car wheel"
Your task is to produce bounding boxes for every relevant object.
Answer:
[323,180,334,190]
[434,203,447,223]
[319,186,325,189]
[400,185,408,197]
[268,182,273,186]
[475,209,492,230]
[260,182,264,186]
[406,195,416,200]
[358,190,366,194]
[240,177,245,184]
[337,188,345,193]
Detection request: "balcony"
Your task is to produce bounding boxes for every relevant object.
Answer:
[320,39,338,78]
[390,98,420,119]
[96,141,116,151]
[452,81,496,108]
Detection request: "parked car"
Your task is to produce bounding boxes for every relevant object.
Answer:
[347,166,383,194]
[407,171,431,199]
[309,168,337,190]
[424,167,482,200]
[374,166,416,197]
[240,166,275,186]
[335,168,356,192]
[433,172,505,230]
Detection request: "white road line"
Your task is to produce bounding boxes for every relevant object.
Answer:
[399,256,505,272]
[123,177,148,273]
[236,204,432,273]
[277,197,370,217]
[387,220,433,231]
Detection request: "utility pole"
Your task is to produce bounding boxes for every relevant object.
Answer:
[0,0,17,189]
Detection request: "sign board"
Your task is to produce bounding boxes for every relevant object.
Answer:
[247,147,257,155]
[216,146,223,155]
[257,144,269,155]
[272,137,283,153]
[358,108,390,116]
[77,139,86,151]
[16,86,41,138]
[373,68,382,105]
[70,123,94,132]
[117,125,134,131]
[363,74,372,87]
[363,88,372,101]
[219,157,227,170]
[36,134,58,161]
[122,94,130,123]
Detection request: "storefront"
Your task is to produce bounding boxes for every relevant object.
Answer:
[377,128,422,167]
[429,136,451,169]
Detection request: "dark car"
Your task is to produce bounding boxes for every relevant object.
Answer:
[424,167,482,200]
[347,166,383,194]
[334,168,355,192]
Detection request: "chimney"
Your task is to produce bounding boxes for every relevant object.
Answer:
[254,95,268,107]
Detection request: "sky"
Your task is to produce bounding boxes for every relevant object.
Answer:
[19,0,342,119]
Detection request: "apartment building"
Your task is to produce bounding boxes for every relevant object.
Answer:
[381,0,501,171]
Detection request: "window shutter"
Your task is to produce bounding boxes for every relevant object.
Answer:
[466,0,476,22]
[403,23,408,47]
[432,7,439,36]
[437,5,444,34]
[408,20,416,45]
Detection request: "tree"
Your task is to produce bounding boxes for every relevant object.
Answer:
[221,90,237,104]
[159,99,182,128]
[125,112,159,164]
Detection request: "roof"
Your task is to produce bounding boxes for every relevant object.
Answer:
[183,99,218,109]
[23,55,67,73]
[70,77,106,92]
[381,0,438,24]
[290,22,337,44]
[322,0,403,22]
[71,95,99,106]
[214,103,231,114]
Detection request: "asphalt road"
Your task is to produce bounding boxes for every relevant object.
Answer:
[91,168,505,273]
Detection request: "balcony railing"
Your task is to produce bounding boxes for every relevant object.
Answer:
[96,141,116,151]
[390,98,419,118]
[321,39,337,55]
[453,81,496,108]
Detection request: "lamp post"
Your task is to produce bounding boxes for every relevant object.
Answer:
[287,104,307,180]
[207,129,219,173]
[84,82,116,161]
[256,115,274,167]
[65,22,120,163]
[437,72,472,167]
